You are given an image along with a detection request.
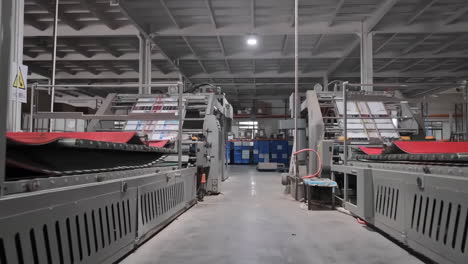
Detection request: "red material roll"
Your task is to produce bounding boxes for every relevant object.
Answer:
[394,141,468,154]
[148,140,169,148]
[7,132,143,145]
[358,146,383,155]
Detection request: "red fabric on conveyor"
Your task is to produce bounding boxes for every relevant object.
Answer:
[358,146,383,155]
[393,141,468,154]
[7,132,143,145]
[149,140,169,148]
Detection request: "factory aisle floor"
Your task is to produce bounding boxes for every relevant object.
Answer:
[120,166,423,264]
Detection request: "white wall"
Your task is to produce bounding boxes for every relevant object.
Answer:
[231,118,289,138]
[234,99,288,116]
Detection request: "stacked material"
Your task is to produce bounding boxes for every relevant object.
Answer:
[124,96,180,141]
[6,132,175,179]
[356,141,468,163]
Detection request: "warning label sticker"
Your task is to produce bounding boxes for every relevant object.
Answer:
[10,64,28,103]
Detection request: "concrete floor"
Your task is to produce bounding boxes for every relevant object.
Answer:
[120,165,423,264]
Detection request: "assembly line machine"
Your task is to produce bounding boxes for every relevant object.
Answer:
[0,82,232,263]
[284,82,468,264]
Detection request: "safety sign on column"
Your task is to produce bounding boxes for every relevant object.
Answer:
[10,63,28,103]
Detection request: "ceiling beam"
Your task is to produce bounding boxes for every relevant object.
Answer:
[80,0,119,30]
[225,59,232,73]
[119,1,191,82]
[278,35,290,73]
[103,63,124,75]
[374,33,397,53]
[23,49,468,62]
[377,34,432,72]
[329,0,345,26]
[407,85,459,98]
[23,49,39,58]
[129,62,139,72]
[216,36,232,73]
[351,62,361,72]
[364,0,400,32]
[450,62,468,72]
[326,37,359,76]
[96,39,123,57]
[24,16,48,31]
[34,0,83,30]
[281,35,289,55]
[217,36,226,56]
[376,58,398,72]
[36,39,67,58]
[407,0,438,25]
[29,70,178,80]
[304,35,326,72]
[400,59,425,72]
[205,0,218,28]
[182,36,209,74]
[73,62,100,75]
[27,69,468,80]
[311,34,324,55]
[444,5,468,25]
[423,59,452,72]
[57,65,77,76]
[330,0,400,76]
[150,23,361,36]
[401,34,432,54]
[151,62,170,75]
[251,0,256,29]
[432,35,465,54]
[127,38,168,74]
[160,0,181,28]
[61,39,94,58]
[24,19,468,37]
[27,64,51,78]
[25,24,138,37]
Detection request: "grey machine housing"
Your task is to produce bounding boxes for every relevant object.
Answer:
[0,88,232,263]
[283,89,468,264]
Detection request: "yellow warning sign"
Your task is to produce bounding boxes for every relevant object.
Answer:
[13,68,26,89]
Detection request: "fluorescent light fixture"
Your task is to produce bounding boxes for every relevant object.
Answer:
[246,35,257,46]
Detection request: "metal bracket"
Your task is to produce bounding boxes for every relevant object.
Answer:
[120,181,128,193]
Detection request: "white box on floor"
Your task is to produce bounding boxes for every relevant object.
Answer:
[257,162,277,171]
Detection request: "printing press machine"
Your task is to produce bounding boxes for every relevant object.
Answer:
[284,87,468,264]
[0,84,232,263]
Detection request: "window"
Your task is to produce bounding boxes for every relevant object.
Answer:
[236,121,258,139]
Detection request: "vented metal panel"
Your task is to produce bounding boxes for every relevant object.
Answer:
[372,176,407,242]
[138,180,189,243]
[0,167,196,264]
[405,175,468,264]
[376,185,400,220]
[333,163,468,264]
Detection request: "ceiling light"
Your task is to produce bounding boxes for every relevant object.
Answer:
[246,35,257,46]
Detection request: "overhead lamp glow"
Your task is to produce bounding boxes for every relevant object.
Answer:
[246,36,258,46]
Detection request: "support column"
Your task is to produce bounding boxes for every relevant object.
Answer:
[463,80,468,140]
[323,75,329,92]
[1,0,17,193]
[6,0,24,131]
[360,30,373,91]
[139,34,152,94]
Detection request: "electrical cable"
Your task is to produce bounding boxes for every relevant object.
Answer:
[292,148,322,179]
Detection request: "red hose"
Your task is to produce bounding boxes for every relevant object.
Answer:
[292,148,322,179]
[356,217,367,225]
